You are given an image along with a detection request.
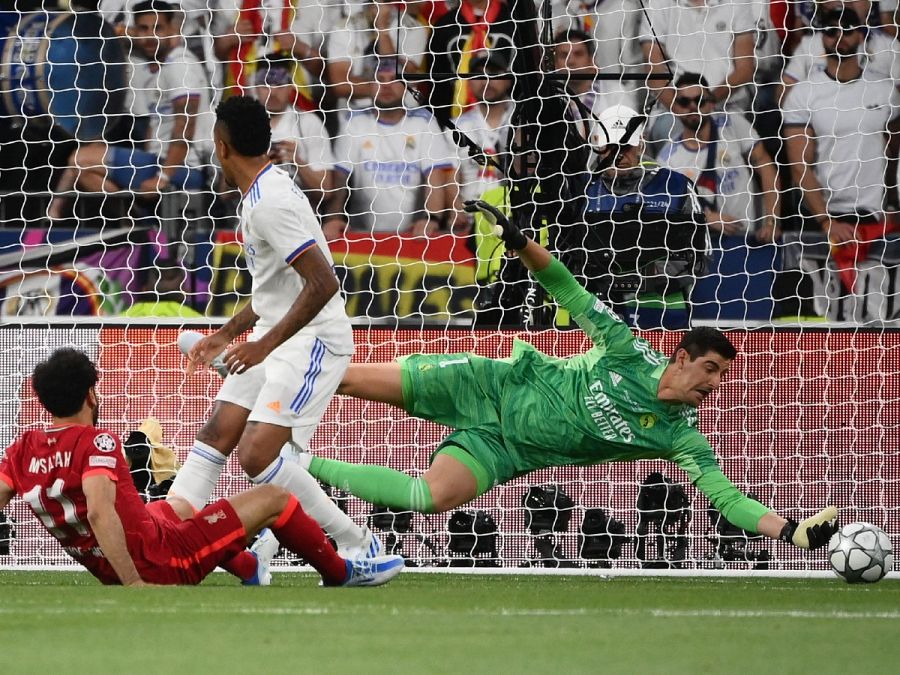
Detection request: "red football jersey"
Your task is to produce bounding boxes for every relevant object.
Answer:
[0,424,167,584]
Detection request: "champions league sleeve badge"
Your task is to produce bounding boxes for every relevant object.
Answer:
[93,433,117,453]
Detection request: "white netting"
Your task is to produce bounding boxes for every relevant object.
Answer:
[0,0,898,572]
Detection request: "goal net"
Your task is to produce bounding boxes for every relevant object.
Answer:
[0,0,898,574]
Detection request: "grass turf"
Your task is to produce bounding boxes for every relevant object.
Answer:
[0,572,898,674]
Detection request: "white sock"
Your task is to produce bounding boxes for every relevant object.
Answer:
[167,441,228,511]
[250,456,365,551]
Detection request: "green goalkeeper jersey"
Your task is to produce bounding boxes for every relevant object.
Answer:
[498,258,769,532]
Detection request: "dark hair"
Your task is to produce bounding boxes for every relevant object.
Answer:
[132,0,177,19]
[215,96,271,157]
[31,348,99,418]
[554,29,595,56]
[670,327,737,363]
[673,72,710,91]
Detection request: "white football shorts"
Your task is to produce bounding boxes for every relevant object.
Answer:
[215,335,350,450]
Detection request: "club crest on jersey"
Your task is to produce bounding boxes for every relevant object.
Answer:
[93,433,117,453]
[203,510,228,525]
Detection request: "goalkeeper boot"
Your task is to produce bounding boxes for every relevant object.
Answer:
[243,528,279,586]
[333,553,405,588]
[177,331,229,378]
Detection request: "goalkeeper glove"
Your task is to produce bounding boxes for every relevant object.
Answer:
[463,199,529,251]
[778,506,839,550]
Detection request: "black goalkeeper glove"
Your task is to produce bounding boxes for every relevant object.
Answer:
[463,199,529,251]
[778,506,839,550]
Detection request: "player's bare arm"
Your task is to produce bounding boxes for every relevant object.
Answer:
[222,246,339,375]
[83,474,145,586]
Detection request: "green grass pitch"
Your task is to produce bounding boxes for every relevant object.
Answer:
[1,572,898,674]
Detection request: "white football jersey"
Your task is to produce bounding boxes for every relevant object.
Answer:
[334,108,459,232]
[639,0,755,108]
[783,68,900,215]
[239,164,354,355]
[656,113,759,230]
[142,44,215,167]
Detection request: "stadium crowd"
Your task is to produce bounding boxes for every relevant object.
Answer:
[4,0,900,322]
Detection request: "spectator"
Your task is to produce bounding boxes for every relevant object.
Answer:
[252,56,335,208]
[551,0,645,80]
[783,0,900,93]
[49,0,214,220]
[120,263,203,318]
[428,0,517,125]
[554,28,637,117]
[640,0,757,111]
[327,59,460,237]
[326,0,431,114]
[454,50,514,202]
[212,0,328,108]
[656,73,779,241]
[782,7,900,295]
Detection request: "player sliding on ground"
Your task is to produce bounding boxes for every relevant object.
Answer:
[300,201,839,551]
[0,349,404,587]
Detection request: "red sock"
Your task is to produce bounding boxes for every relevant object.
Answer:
[272,495,347,585]
[219,551,259,581]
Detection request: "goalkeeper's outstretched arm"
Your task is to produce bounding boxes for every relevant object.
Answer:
[694,465,838,550]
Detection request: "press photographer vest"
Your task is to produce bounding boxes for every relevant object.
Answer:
[558,166,704,299]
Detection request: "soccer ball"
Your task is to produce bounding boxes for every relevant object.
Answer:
[828,522,893,584]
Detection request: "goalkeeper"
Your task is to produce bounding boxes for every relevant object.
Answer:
[300,202,837,550]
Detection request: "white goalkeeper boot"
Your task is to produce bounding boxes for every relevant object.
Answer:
[177,330,229,378]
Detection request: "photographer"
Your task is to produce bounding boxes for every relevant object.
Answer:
[557,104,708,329]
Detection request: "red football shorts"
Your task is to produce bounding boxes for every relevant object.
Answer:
[142,498,248,585]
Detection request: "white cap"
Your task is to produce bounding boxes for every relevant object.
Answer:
[592,105,646,148]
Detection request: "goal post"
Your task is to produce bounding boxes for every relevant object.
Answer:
[0,323,896,573]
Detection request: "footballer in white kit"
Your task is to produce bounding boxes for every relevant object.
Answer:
[215,161,354,450]
[168,96,388,563]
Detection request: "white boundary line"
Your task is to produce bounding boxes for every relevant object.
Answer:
[2,564,896,580]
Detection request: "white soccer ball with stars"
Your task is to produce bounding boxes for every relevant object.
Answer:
[828,522,893,584]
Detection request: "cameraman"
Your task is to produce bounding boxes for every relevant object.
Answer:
[557,105,708,329]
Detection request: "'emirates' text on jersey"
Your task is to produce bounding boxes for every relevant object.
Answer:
[239,163,354,354]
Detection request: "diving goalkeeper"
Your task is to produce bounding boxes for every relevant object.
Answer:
[299,201,838,550]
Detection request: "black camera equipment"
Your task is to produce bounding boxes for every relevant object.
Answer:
[706,495,770,569]
[521,484,580,568]
[635,472,692,568]
[579,508,629,568]
[447,510,500,567]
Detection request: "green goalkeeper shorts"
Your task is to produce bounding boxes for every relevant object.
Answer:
[400,353,520,491]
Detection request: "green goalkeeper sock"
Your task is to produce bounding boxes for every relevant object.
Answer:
[308,457,435,513]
